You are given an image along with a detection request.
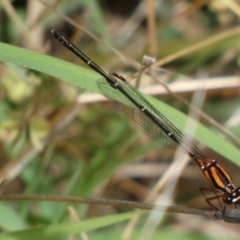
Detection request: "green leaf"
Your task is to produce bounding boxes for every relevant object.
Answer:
[0,42,99,92]
[0,42,240,166]
[0,203,28,231]
[0,211,140,240]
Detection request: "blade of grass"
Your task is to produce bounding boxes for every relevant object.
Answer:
[0,211,142,240]
[0,42,240,165]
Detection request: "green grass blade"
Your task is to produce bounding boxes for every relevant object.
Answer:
[0,211,140,240]
[0,42,240,165]
[0,42,99,92]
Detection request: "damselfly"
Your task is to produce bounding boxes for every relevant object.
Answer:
[51,28,240,211]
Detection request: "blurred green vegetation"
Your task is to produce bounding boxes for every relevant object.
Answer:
[0,0,240,239]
